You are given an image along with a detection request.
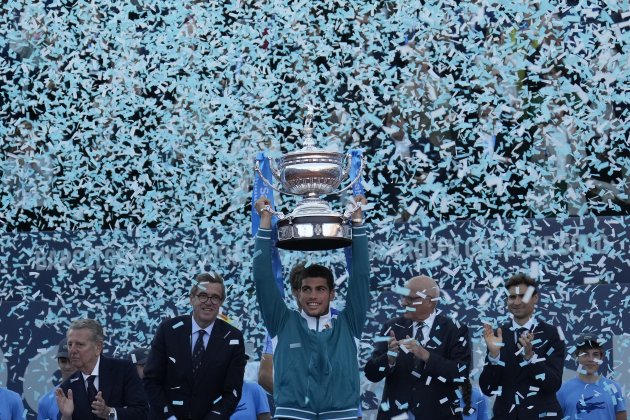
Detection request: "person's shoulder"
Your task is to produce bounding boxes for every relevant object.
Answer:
[243,381,266,396]
[38,388,55,404]
[160,314,191,328]
[599,377,624,393]
[59,371,82,390]
[102,354,136,371]
[217,317,244,336]
[0,387,21,401]
[535,319,559,332]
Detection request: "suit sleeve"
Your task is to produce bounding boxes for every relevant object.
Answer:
[253,228,290,337]
[479,327,505,397]
[342,225,371,338]
[522,326,565,393]
[115,360,149,420]
[204,330,246,420]
[364,321,395,383]
[143,322,174,420]
[423,322,471,382]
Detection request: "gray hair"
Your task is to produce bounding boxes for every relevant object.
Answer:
[68,319,105,344]
[190,272,226,300]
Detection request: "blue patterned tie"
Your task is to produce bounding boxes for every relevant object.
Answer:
[192,330,206,375]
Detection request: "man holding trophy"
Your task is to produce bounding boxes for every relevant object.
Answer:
[253,193,369,419]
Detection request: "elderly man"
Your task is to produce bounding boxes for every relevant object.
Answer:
[364,275,471,419]
[37,338,76,420]
[55,319,148,420]
[143,273,246,419]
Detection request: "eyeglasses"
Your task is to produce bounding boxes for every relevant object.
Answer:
[195,294,222,305]
[400,295,426,305]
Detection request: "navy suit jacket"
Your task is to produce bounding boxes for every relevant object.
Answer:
[479,320,565,419]
[364,315,471,419]
[59,355,148,420]
[143,315,246,420]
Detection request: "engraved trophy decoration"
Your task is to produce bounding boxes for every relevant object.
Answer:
[255,109,365,251]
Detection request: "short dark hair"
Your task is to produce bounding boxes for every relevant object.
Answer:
[505,273,538,295]
[574,334,603,356]
[299,264,334,291]
[289,262,306,292]
[190,272,226,300]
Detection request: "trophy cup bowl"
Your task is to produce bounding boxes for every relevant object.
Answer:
[255,110,365,251]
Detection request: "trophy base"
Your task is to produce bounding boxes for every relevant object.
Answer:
[276,215,352,251]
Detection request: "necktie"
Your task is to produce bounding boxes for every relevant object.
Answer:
[86,375,97,405]
[192,330,206,375]
[415,322,426,344]
[516,327,528,343]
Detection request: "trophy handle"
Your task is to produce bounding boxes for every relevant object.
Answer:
[268,157,282,181]
[341,153,352,180]
[328,155,366,196]
[254,161,303,197]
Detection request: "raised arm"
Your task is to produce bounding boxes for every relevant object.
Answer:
[342,195,370,338]
[253,197,289,337]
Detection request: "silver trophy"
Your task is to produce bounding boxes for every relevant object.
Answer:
[255,110,365,251]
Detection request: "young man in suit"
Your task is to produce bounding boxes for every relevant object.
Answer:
[364,275,471,419]
[143,272,246,419]
[55,319,148,420]
[480,274,565,419]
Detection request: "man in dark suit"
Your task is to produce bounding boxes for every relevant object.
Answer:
[480,274,565,419]
[364,275,471,419]
[55,319,148,420]
[143,273,246,420]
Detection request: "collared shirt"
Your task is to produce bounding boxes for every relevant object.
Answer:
[81,356,101,391]
[511,316,538,343]
[300,308,335,332]
[80,357,118,420]
[191,316,215,354]
[413,311,437,346]
[488,316,538,365]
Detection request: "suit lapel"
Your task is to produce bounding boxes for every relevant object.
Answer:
[98,356,111,404]
[69,372,91,418]
[182,316,195,386]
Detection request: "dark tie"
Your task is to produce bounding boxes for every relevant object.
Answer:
[86,375,97,405]
[415,322,426,343]
[516,327,528,343]
[192,330,206,375]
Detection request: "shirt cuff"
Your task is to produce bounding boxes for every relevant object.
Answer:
[488,353,502,365]
[256,228,272,239]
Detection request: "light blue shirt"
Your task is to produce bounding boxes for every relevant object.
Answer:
[557,377,626,420]
[230,382,270,420]
[0,387,24,420]
[461,386,489,420]
[37,389,58,420]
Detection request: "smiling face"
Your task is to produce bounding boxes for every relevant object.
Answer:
[507,284,538,324]
[190,282,224,328]
[298,276,335,317]
[67,328,103,375]
[577,347,604,376]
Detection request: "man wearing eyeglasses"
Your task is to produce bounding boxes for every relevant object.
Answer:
[143,273,246,419]
[364,275,471,419]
